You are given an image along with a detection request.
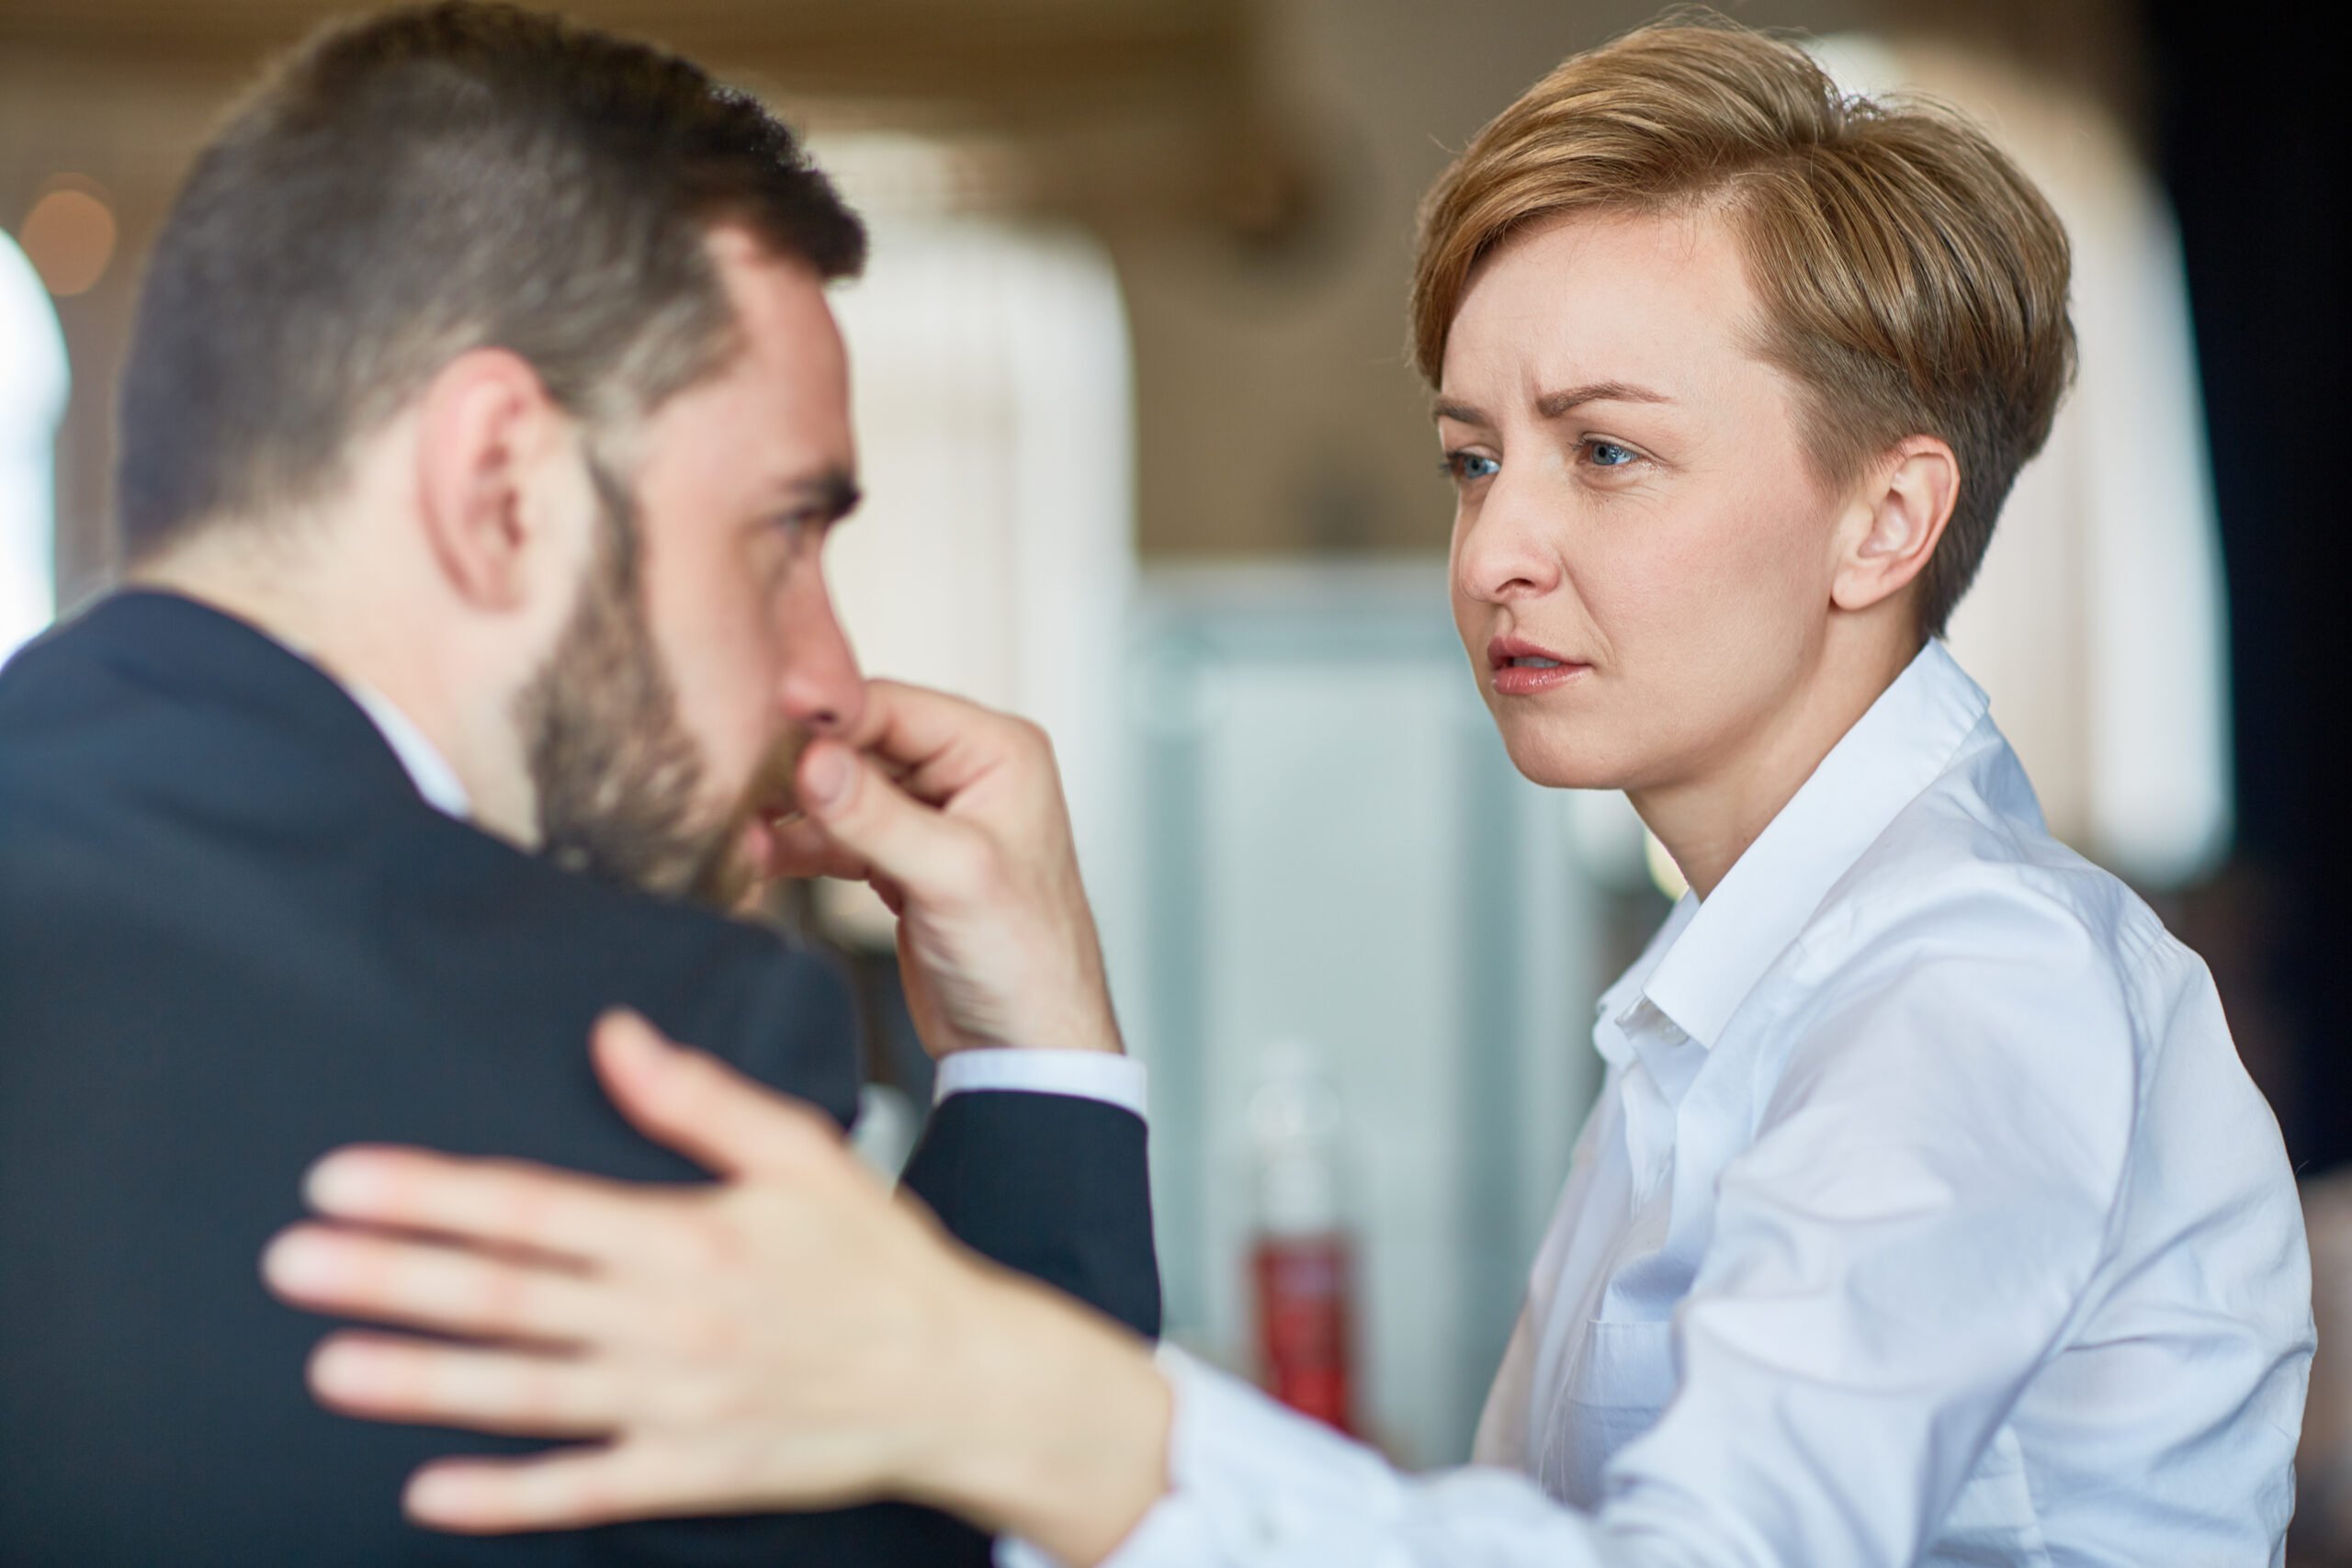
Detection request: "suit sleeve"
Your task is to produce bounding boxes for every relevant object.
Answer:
[596,943,1008,1567]
[712,940,1160,1339]
[899,1088,1162,1339]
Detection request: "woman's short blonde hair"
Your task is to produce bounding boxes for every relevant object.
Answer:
[1411,16,2075,637]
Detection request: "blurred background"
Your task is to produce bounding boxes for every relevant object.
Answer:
[4,0,2346,1550]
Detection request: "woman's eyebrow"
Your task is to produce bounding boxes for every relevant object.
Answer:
[1430,381,1673,426]
[1534,380,1673,416]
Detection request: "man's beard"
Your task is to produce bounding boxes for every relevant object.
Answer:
[513,459,803,908]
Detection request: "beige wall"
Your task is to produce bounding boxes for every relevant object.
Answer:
[1109,0,2140,561]
[0,0,2141,596]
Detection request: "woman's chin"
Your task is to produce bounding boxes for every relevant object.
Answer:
[1496,727,1635,792]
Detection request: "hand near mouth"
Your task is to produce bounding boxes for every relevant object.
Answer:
[757,681,1124,1061]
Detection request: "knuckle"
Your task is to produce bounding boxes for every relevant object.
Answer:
[485,1164,558,1238]
[655,1367,737,1427]
[468,1258,534,1333]
[1007,716,1056,765]
[673,1206,748,1274]
[666,1297,747,1362]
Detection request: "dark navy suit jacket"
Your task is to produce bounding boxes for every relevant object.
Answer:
[0,591,1158,1565]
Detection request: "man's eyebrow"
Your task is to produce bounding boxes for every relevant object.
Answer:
[1430,382,1674,426]
[781,467,862,525]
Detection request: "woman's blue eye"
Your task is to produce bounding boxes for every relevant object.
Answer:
[1444,452,1499,481]
[1588,441,1635,468]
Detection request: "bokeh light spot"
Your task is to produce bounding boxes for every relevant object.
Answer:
[17,182,118,299]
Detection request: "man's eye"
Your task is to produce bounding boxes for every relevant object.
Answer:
[1442,451,1499,482]
[1586,441,1637,468]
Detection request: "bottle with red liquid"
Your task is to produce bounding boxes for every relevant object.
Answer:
[1248,1040,1358,1436]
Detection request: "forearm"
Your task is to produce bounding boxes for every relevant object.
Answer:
[910,1267,1173,1566]
[960,1344,1622,1568]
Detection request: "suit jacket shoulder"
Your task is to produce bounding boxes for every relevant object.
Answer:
[0,593,1155,1567]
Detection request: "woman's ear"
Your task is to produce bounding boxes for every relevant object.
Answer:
[410,348,563,612]
[1831,435,1960,615]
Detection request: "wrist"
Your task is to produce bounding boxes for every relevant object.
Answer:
[910,1266,1170,1564]
[1006,974,1124,1055]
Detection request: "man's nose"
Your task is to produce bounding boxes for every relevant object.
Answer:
[777,584,864,737]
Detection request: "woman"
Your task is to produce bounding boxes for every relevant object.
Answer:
[266,17,2312,1565]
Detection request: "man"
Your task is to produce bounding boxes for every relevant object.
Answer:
[266,16,2309,1568]
[0,6,1155,1563]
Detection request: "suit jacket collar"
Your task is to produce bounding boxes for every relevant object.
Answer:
[34,588,432,816]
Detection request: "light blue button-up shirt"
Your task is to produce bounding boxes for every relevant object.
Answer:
[1081,640,2311,1568]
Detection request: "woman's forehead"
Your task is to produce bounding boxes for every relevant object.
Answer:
[1440,209,1763,408]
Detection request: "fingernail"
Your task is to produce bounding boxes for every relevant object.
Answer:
[803,744,854,809]
[262,1230,335,1294]
[405,1466,477,1523]
[311,1337,386,1401]
[303,1152,381,1214]
[599,1010,667,1066]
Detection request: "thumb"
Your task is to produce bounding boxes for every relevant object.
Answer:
[590,1010,845,1179]
[797,739,980,903]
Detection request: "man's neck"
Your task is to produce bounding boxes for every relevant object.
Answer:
[130,531,539,845]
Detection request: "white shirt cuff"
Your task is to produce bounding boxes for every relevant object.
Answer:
[933,1049,1148,1119]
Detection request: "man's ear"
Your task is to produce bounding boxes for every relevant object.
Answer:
[411,349,566,611]
[1831,435,1961,615]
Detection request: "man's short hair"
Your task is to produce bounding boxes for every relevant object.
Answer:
[117,1,865,561]
[1410,16,2075,637]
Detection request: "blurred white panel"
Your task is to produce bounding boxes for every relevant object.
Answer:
[1194,656,1468,1463]
[811,158,1136,943]
[0,231,67,664]
[1132,564,1603,1468]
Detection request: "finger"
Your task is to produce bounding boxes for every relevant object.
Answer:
[761,815,874,882]
[841,680,1038,803]
[796,740,990,906]
[404,1445,635,1534]
[762,818,918,919]
[592,1010,852,1181]
[300,1146,667,1269]
[262,1224,603,1346]
[307,1330,619,1438]
[404,1440,781,1534]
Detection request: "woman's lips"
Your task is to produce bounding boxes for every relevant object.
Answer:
[1492,660,1591,695]
[1487,635,1592,696]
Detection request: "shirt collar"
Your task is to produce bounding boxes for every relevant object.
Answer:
[1635,640,1990,1049]
[1592,889,1701,1071]
[341,679,472,819]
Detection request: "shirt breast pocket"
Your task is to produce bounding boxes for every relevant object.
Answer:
[1550,1316,1679,1505]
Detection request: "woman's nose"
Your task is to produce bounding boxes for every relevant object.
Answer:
[1455,483,1564,604]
